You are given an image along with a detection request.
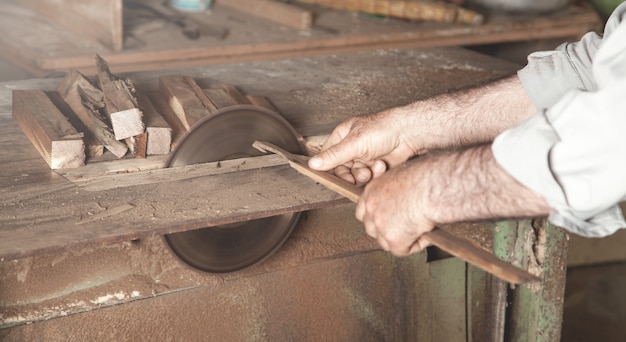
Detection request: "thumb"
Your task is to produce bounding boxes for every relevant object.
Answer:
[309,140,357,171]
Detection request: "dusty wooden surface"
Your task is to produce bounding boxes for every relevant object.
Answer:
[0,47,517,261]
[0,0,599,76]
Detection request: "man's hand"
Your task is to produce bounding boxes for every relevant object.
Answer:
[309,108,421,185]
[309,75,536,185]
[352,145,551,256]
[356,162,435,255]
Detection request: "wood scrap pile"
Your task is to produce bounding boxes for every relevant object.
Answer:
[12,55,282,170]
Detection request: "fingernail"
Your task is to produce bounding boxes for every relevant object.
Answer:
[309,157,322,168]
[357,173,368,182]
[374,161,386,172]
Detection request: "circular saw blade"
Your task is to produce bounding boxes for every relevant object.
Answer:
[164,105,304,273]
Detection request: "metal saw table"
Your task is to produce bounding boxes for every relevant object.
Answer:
[0,47,567,341]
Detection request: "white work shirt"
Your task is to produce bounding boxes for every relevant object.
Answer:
[492,2,626,237]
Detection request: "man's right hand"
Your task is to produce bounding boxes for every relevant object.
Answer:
[308,107,421,185]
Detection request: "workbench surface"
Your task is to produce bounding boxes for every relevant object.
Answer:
[0,47,518,260]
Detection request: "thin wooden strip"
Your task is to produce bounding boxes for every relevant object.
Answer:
[253,140,540,284]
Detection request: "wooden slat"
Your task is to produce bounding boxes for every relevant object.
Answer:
[202,86,240,110]
[137,93,172,156]
[12,90,85,169]
[220,0,313,29]
[158,75,213,130]
[56,70,128,158]
[18,0,123,51]
[95,54,145,141]
[147,91,187,148]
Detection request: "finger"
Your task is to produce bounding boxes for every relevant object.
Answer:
[409,237,431,254]
[351,162,372,185]
[309,138,361,171]
[370,160,387,179]
[355,197,366,222]
[334,165,356,184]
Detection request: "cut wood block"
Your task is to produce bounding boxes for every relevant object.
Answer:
[159,75,213,130]
[220,0,313,29]
[137,93,172,155]
[12,90,85,169]
[148,91,187,149]
[46,91,104,157]
[95,54,144,141]
[202,85,241,110]
[57,70,128,158]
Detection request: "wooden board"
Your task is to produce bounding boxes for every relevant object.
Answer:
[158,75,213,130]
[0,1,600,76]
[220,0,313,29]
[18,0,123,51]
[0,47,520,260]
[12,90,85,169]
[136,93,172,155]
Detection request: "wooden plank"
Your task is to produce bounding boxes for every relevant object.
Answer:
[202,86,240,110]
[95,54,145,141]
[158,75,213,130]
[220,0,313,29]
[56,70,128,158]
[136,93,172,156]
[11,90,85,169]
[18,0,123,51]
[147,91,187,148]
[46,91,104,157]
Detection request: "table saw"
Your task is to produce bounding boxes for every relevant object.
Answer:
[0,47,568,341]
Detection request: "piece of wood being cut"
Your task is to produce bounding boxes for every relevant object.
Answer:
[12,90,85,169]
[159,75,213,130]
[137,92,172,155]
[95,54,144,141]
[219,0,313,30]
[252,140,540,285]
[57,69,128,158]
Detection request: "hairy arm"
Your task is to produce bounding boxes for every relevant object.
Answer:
[309,75,537,183]
[357,143,550,255]
[404,74,537,153]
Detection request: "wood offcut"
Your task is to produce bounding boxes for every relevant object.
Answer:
[95,54,145,142]
[56,70,128,158]
[159,75,214,130]
[12,90,85,169]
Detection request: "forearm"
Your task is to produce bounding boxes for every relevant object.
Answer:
[401,75,536,153]
[415,144,551,224]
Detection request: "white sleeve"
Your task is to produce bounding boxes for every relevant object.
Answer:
[492,3,626,237]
